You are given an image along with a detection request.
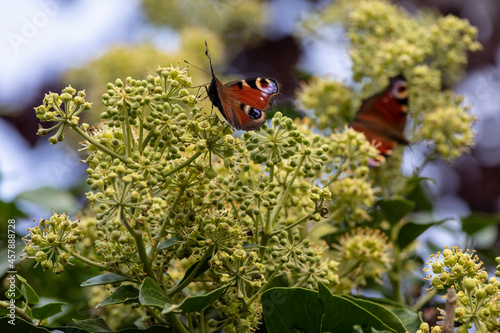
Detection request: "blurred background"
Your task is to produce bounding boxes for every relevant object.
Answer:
[0,0,499,325]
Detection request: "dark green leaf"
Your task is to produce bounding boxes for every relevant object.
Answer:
[81,273,129,287]
[392,308,422,333]
[397,219,445,249]
[461,213,499,235]
[73,318,112,332]
[262,287,324,333]
[164,285,227,314]
[98,285,139,307]
[319,283,405,333]
[31,302,66,320]
[406,177,434,211]
[178,256,211,286]
[378,199,415,224]
[139,277,174,309]
[157,236,184,251]
[17,275,39,304]
[5,286,22,300]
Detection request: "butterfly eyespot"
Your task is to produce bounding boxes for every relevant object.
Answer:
[248,108,261,119]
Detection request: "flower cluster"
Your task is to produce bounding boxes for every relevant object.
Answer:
[35,86,92,144]
[296,77,355,130]
[298,0,480,163]
[269,229,339,289]
[333,227,392,291]
[22,213,84,274]
[423,248,500,333]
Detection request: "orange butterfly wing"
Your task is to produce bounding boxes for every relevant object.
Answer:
[351,75,409,156]
[209,76,281,131]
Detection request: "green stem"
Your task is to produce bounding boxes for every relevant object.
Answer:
[149,186,185,261]
[120,208,156,280]
[72,125,127,163]
[165,312,189,333]
[412,292,435,312]
[389,219,405,303]
[0,301,33,323]
[164,151,202,178]
[270,209,317,236]
[167,246,214,297]
[59,244,107,270]
[267,155,306,234]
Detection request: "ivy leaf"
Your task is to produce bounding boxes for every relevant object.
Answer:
[157,236,184,251]
[31,302,66,320]
[98,285,139,307]
[262,287,324,333]
[139,277,174,309]
[163,285,227,314]
[178,256,211,286]
[81,273,129,287]
[461,213,499,235]
[73,318,112,332]
[17,275,39,304]
[397,218,446,249]
[377,199,415,225]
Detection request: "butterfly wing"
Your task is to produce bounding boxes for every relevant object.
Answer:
[351,75,409,155]
[208,76,281,131]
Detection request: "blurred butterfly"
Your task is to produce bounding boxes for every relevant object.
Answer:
[350,75,409,160]
[204,42,281,131]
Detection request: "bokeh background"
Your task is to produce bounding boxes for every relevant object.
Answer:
[0,0,499,326]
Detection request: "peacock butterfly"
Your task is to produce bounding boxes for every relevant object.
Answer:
[204,42,281,131]
[350,75,409,157]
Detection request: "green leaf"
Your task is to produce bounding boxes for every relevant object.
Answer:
[81,273,130,287]
[16,187,79,213]
[31,302,66,320]
[163,285,227,314]
[73,318,112,332]
[157,236,184,251]
[378,199,415,224]
[5,286,22,300]
[262,287,324,333]
[0,317,51,332]
[406,177,434,211]
[178,256,211,286]
[98,285,139,307]
[139,277,175,309]
[17,275,39,304]
[397,218,445,249]
[392,308,422,333]
[461,213,499,235]
[321,291,405,333]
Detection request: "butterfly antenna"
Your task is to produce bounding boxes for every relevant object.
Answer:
[183,60,210,75]
[205,41,216,76]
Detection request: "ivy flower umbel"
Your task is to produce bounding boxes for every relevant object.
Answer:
[35,86,92,144]
[328,177,376,222]
[22,213,84,274]
[296,77,355,130]
[243,112,300,166]
[329,126,379,173]
[423,246,484,294]
[333,227,392,291]
[211,246,266,291]
[419,103,475,160]
[423,251,500,333]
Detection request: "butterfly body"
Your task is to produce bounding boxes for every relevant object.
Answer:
[351,75,409,156]
[205,43,281,131]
